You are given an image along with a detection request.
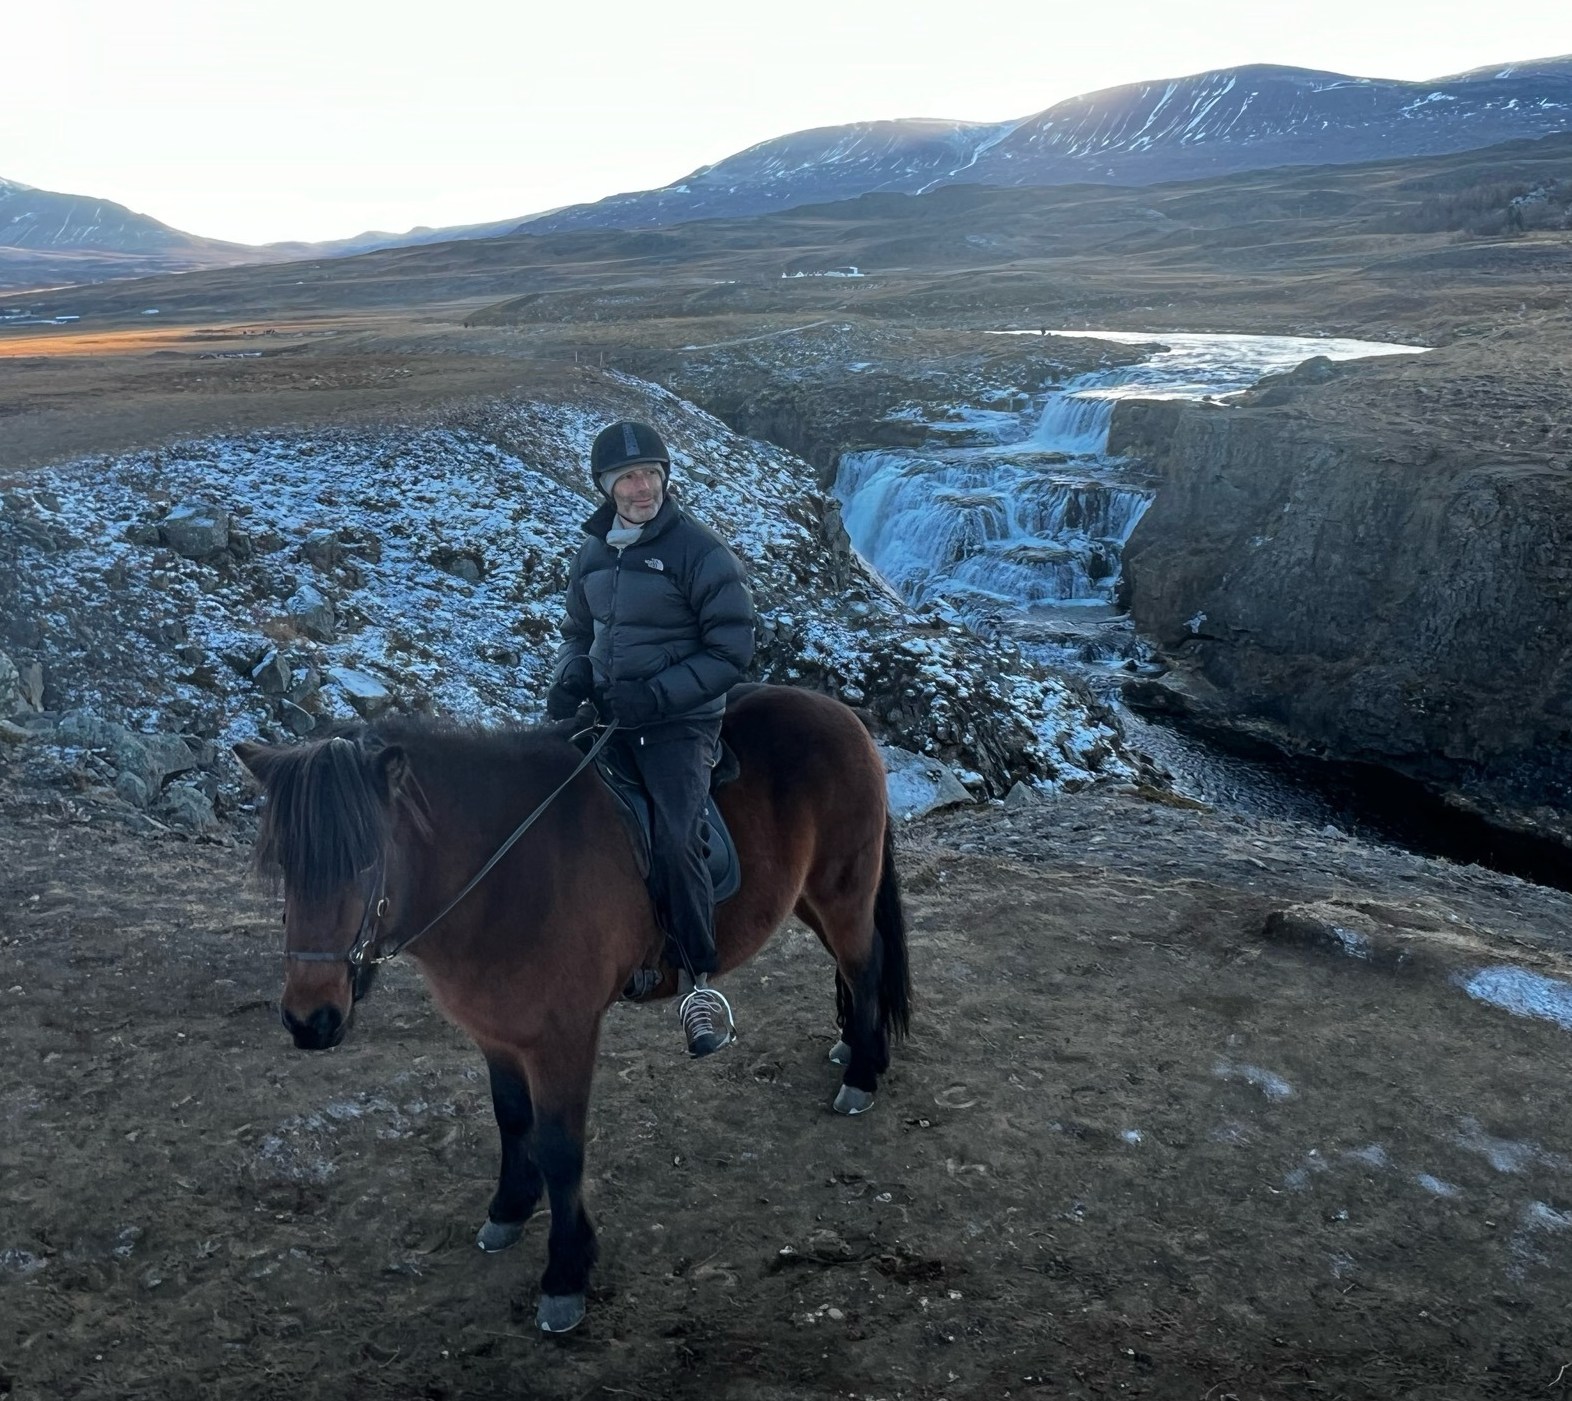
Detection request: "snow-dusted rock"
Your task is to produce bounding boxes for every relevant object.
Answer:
[328,667,392,719]
[251,650,292,695]
[285,664,321,705]
[280,701,317,736]
[284,584,335,642]
[160,502,229,560]
[54,709,205,794]
[16,660,44,712]
[881,745,975,821]
[300,528,342,569]
[0,650,18,716]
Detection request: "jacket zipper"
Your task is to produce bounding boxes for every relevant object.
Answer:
[607,548,625,687]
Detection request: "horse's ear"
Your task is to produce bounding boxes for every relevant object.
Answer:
[376,744,411,799]
[233,740,278,786]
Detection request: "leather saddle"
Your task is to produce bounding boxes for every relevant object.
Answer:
[581,730,743,905]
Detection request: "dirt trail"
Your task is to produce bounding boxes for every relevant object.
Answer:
[3,772,1571,1401]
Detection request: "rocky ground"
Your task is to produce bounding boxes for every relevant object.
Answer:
[0,366,1137,848]
[3,751,1571,1401]
[4,136,1572,1397]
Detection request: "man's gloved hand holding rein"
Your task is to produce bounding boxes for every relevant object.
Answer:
[602,679,661,728]
[546,656,594,721]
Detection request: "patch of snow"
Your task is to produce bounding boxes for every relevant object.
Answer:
[1214,1060,1294,1102]
[1455,966,1572,1032]
[1453,1117,1570,1174]
[1414,1172,1462,1199]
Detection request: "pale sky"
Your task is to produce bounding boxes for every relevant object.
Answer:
[5,0,1570,245]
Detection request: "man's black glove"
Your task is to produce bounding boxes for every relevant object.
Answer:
[604,679,661,727]
[546,657,594,721]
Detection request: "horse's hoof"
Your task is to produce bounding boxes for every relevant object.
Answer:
[833,1084,875,1116]
[475,1217,528,1253]
[828,1039,851,1067]
[536,1293,587,1334]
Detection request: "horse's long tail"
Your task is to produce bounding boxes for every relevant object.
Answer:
[874,820,912,1042]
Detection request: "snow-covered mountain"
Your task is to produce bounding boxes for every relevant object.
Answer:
[0,176,285,292]
[4,53,1569,290]
[0,176,223,253]
[524,58,1572,233]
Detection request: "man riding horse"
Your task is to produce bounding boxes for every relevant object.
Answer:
[545,419,756,1058]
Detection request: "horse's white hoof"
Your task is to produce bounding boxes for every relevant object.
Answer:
[476,1217,528,1253]
[536,1293,586,1334]
[828,1039,851,1067]
[833,1084,875,1116]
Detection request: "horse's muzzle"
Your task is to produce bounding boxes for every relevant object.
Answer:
[282,1004,345,1050]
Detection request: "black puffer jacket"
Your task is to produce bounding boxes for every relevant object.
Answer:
[553,495,756,724]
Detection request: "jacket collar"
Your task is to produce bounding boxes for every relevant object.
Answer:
[583,492,682,543]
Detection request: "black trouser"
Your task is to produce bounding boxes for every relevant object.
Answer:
[614,716,722,977]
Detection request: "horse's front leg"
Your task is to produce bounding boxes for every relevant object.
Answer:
[524,1029,600,1335]
[475,1052,544,1253]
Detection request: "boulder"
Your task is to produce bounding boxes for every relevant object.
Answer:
[880,745,974,821]
[286,664,322,704]
[221,642,270,677]
[280,701,317,736]
[114,771,151,809]
[156,784,219,834]
[0,651,18,716]
[328,666,392,718]
[159,502,230,560]
[251,650,292,695]
[16,662,44,712]
[141,733,205,782]
[1003,780,1041,811]
[285,584,336,642]
[55,710,206,791]
[301,529,342,569]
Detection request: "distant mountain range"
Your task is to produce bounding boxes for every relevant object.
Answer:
[2,55,1569,291]
[527,57,1572,233]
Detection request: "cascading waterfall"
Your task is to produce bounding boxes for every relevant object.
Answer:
[834,330,1426,645]
[836,450,1150,612]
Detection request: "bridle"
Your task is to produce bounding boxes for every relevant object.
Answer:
[281,719,619,975]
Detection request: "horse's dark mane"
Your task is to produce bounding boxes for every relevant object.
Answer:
[251,718,577,902]
[252,733,392,902]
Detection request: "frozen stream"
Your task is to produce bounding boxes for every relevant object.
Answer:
[834,329,1440,829]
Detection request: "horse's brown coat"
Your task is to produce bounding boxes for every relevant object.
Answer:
[236,684,910,1329]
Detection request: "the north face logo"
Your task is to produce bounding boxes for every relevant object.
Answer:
[644,558,665,571]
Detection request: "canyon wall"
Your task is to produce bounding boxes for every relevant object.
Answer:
[1114,366,1572,842]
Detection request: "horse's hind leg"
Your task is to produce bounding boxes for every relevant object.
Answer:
[797,897,887,1115]
[476,1052,544,1253]
[523,1031,600,1335]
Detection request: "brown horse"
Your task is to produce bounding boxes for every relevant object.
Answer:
[234,683,911,1334]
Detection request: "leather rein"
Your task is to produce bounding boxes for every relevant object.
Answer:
[283,721,619,972]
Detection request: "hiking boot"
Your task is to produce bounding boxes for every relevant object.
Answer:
[678,981,735,1058]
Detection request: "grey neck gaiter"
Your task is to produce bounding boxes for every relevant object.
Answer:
[606,518,644,552]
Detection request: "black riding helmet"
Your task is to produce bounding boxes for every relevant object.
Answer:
[591,420,670,496]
